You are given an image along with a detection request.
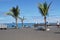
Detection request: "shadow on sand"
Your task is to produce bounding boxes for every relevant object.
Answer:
[34,28,45,31]
[54,32,60,34]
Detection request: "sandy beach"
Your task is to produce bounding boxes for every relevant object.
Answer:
[0,26,60,40]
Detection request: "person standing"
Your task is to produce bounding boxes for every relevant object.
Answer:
[57,21,60,28]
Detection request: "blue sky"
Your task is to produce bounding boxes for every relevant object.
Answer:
[0,0,60,23]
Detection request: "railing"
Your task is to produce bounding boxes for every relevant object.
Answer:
[34,23,60,27]
[0,24,7,30]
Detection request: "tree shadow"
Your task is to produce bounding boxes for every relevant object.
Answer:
[34,28,45,31]
[54,32,60,34]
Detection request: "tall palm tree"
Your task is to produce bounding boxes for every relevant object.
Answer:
[38,2,52,30]
[6,6,20,29]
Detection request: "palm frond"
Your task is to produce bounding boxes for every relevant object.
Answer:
[48,1,52,9]
[6,12,15,17]
[18,16,26,21]
[15,6,20,16]
[43,2,48,16]
[23,17,26,20]
[38,1,51,16]
[10,7,16,13]
[18,16,22,20]
[38,3,44,16]
[10,6,20,17]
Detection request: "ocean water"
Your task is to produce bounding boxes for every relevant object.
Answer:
[1,23,57,28]
[4,23,34,28]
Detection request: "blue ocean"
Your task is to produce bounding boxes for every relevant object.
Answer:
[1,23,57,28]
[4,23,34,28]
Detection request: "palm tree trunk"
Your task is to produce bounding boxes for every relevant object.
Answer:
[44,16,47,30]
[21,20,24,28]
[15,18,18,29]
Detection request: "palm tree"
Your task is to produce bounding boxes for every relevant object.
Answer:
[19,16,26,27]
[6,6,20,29]
[38,2,52,30]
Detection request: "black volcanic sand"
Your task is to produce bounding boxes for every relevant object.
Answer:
[0,26,60,40]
